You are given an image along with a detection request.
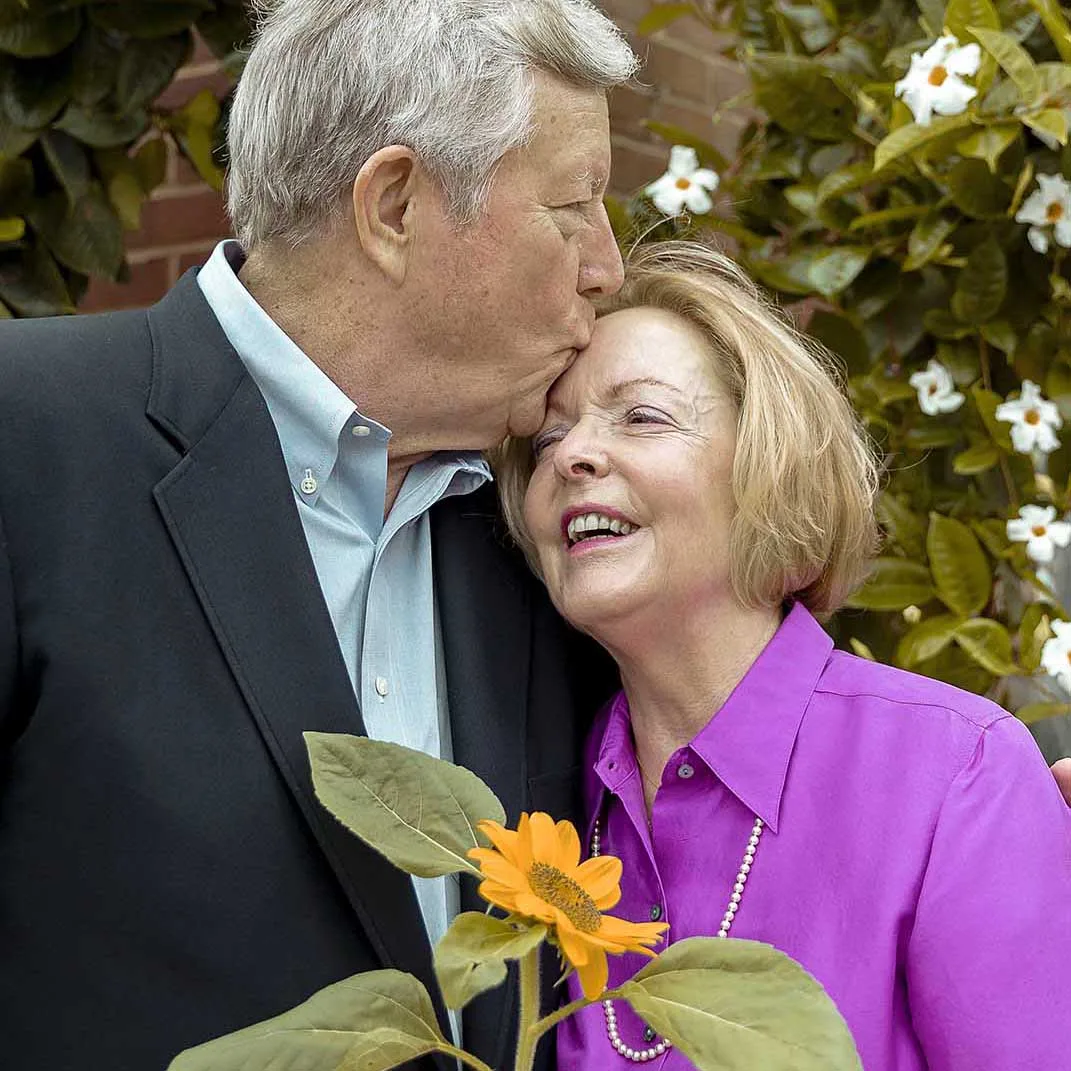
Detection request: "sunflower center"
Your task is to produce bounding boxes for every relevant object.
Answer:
[1033,525,1048,537]
[928,65,949,86]
[528,862,602,933]
[675,177,692,190]
[1025,408,1041,425]
[1047,201,1065,223]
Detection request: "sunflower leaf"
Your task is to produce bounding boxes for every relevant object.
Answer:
[167,970,448,1071]
[304,733,504,878]
[615,937,863,1071]
[434,912,546,1010]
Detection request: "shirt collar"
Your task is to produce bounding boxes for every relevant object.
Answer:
[196,240,367,503]
[592,602,833,833]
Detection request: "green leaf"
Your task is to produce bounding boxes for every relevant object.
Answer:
[304,732,505,879]
[642,121,728,173]
[133,136,168,193]
[953,440,1000,473]
[904,213,957,271]
[876,495,927,558]
[1017,602,1052,672]
[968,27,1040,102]
[1015,701,1071,725]
[434,913,546,1011]
[849,637,876,660]
[807,310,870,375]
[918,0,947,36]
[616,938,863,1071]
[0,10,81,58]
[28,186,124,279]
[896,613,965,667]
[971,385,1014,449]
[116,31,192,112]
[979,319,1017,354]
[747,54,855,141]
[946,157,1011,219]
[1022,108,1069,146]
[0,216,24,241]
[0,156,33,212]
[945,0,1000,41]
[167,970,448,1071]
[951,236,1007,323]
[169,87,224,190]
[55,102,150,148]
[0,53,72,128]
[845,557,936,611]
[90,2,211,40]
[815,162,874,207]
[904,424,964,449]
[806,247,870,298]
[1027,0,1071,63]
[69,23,121,107]
[335,1028,440,1071]
[873,115,974,172]
[0,240,74,316]
[955,123,1020,172]
[40,130,91,201]
[927,513,992,616]
[637,3,696,36]
[954,618,1019,675]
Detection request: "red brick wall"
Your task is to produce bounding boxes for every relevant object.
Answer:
[81,2,743,311]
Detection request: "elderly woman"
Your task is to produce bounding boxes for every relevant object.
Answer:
[494,241,1071,1070]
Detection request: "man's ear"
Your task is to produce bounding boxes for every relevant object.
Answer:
[352,146,423,284]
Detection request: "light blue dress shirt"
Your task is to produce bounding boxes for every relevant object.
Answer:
[197,243,490,1031]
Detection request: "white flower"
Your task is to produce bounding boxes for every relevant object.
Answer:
[1015,173,1071,255]
[893,35,981,126]
[1040,619,1071,691]
[1006,505,1071,564]
[645,146,719,217]
[908,359,965,415]
[995,380,1062,455]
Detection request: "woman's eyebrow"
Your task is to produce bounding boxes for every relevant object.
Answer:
[606,376,684,400]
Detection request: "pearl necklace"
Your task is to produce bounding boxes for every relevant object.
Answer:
[591,812,765,1063]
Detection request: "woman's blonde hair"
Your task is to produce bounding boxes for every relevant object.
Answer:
[493,240,881,615]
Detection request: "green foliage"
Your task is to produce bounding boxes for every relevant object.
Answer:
[633,0,1071,720]
[0,0,250,315]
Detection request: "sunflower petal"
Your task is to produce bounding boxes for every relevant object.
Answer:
[476,819,524,866]
[596,914,669,951]
[512,891,557,926]
[573,855,622,908]
[470,851,527,889]
[555,919,592,968]
[477,880,522,915]
[575,948,610,1001]
[555,819,581,870]
[527,811,561,865]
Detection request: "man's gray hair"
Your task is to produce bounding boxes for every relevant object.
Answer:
[226,0,639,249]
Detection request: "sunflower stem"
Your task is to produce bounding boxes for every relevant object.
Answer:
[526,989,615,1047]
[513,946,542,1071]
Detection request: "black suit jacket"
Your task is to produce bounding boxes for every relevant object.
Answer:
[0,273,616,1070]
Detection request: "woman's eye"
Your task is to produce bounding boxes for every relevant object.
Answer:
[626,408,668,425]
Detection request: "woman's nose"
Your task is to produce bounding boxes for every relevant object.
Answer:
[554,426,610,480]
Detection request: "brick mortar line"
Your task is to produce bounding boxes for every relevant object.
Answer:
[127,240,225,266]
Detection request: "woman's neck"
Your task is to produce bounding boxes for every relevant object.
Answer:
[602,600,783,807]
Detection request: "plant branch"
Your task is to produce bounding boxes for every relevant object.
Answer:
[439,1044,497,1071]
[513,947,542,1071]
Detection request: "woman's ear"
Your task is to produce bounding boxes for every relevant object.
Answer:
[351,145,422,284]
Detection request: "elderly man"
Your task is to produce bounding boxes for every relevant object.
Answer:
[0,2,633,1068]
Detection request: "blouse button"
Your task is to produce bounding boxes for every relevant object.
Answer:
[677,763,695,779]
[649,904,662,922]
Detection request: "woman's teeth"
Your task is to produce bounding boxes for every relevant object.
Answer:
[566,512,637,546]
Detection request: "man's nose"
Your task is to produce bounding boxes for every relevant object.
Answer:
[578,201,625,298]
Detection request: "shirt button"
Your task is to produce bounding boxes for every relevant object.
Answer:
[299,469,318,495]
[352,425,372,437]
[649,904,662,922]
[643,1026,657,1043]
[677,763,695,779]
[374,676,389,697]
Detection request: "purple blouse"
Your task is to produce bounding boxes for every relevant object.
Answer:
[557,603,1071,1070]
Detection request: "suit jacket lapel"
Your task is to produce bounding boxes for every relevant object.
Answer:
[145,273,445,1028]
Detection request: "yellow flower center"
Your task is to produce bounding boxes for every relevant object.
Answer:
[928,65,949,86]
[1033,525,1048,537]
[528,862,602,933]
[675,177,692,190]
[1047,201,1065,223]
[1025,408,1041,425]
[928,383,939,395]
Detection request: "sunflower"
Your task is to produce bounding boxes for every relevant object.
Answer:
[468,811,668,1000]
